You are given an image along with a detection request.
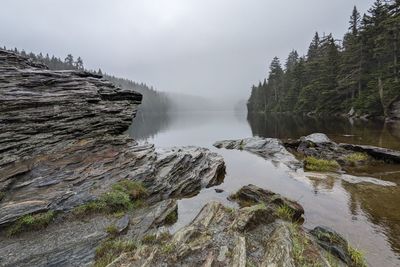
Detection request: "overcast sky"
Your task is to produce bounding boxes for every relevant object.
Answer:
[1,0,375,105]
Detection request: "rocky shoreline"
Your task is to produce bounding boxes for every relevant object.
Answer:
[2,49,398,266]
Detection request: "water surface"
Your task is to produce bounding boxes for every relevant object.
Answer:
[129,111,400,267]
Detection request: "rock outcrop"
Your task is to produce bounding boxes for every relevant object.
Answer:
[0,49,225,266]
[108,185,354,267]
[215,133,399,187]
[213,137,301,169]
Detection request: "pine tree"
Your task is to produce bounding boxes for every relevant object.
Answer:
[75,57,84,70]
[64,54,74,68]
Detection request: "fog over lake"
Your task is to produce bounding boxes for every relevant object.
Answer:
[1,0,374,106]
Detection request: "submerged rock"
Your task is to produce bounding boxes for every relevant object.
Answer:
[213,137,301,169]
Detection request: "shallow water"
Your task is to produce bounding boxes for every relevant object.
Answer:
[128,111,400,267]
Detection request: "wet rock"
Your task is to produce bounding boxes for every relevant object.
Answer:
[0,49,142,174]
[0,199,178,267]
[303,133,332,144]
[115,214,130,234]
[230,184,304,221]
[341,174,396,186]
[311,226,351,265]
[262,222,295,267]
[297,171,396,187]
[214,137,301,169]
[0,50,226,266]
[339,143,400,163]
[110,186,344,267]
[0,140,224,226]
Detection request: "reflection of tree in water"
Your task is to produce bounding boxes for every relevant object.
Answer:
[127,111,171,141]
[247,113,400,149]
[343,182,400,256]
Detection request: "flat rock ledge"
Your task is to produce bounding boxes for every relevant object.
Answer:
[214,133,398,187]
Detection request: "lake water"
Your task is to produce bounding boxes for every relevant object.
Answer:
[128,111,400,267]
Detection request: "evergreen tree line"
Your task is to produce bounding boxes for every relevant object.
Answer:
[248,0,400,117]
[3,47,170,113]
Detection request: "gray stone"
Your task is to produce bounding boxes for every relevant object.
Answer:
[303,133,332,144]
[110,186,345,267]
[214,137,301,169]
[339,143,400,163]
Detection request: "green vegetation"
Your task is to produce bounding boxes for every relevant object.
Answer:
[73,180,147,217]
[161,243,175,254]
[304,157,340,172]
[276,204,295,221]
[7,211,56,236]
[289,223,322,267]
[239,140,245,150]
[326,253,340,267]
[113,211,126,219]
[348,245,367,267]
[225,206,236,215]
[142,232,172,245]
[345,153,369,164]
[159,232,172,241]
[164,210,178,225]
[248,1,400,117]
[142,234,157,244]
[94,239,137,267]
[0,191,5,201]
[112,180,148,200]
[105,224,119,236]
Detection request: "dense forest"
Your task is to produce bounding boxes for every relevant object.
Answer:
[248,0,400,117]
[2,47,170,113]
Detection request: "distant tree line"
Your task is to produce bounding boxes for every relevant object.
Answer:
[248,0,400,117]
[3,47,170,113]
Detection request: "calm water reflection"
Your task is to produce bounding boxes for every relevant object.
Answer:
[129,111,400,267]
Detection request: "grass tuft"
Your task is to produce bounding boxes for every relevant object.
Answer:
[94,239,137,267]
[348,245,367,267]
[289,223,322,267]
[105,224,119,236]
[100,190,133,212]
[239,140,245,150]
[276,204,295,221]
[345,153,368,165]
[164,210,178,225]
[112,180,148,200]
[142,234,157,244]
[304,157,340,172]
[73,180,148,217]
[7,211,56,236]
[161,243,175,254]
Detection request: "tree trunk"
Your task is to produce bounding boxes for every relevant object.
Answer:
[378,76,386,116]
[394,30,398,82]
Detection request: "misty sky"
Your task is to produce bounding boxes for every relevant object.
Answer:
[1,0,375,105]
